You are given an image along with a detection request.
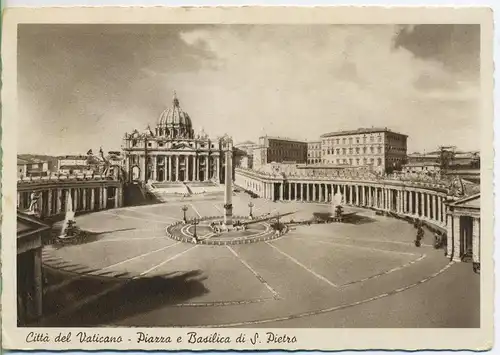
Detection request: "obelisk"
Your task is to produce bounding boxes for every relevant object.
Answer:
[223,136,233,226]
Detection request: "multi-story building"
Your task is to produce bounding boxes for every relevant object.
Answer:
[234,141,257,169]
[17,156,50,178]
[252,136,307,170]
[57,155,93,174]
[320,127,408,173]
[122,92,232,183]
[307,141,322,164]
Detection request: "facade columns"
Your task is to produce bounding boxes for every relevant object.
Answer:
[306,183,310,201]
[280,183,284,201]
[177,155,181,181]
[152,155,157,181]
[168,156,172,181]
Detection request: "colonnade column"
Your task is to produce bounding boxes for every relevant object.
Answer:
[280,183,284,201]
[90,188,95,211]
[432,195,437,221]
[438,196,443,224]
[446,213,453,258]
[472,217,480,264]
[409,191,413,215]
[452,215,461,261]
[103,187,108,209]
[47,189,53,216]
[426,194,431,219]
[294,183,298,201]
[82,188,87,211]
[33,248,43,318]
[419,193,425,217]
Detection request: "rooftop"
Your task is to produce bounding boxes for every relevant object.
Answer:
[320,127,408,138]
[58,155,89,160]
[17,156,46,165]
[260,135,308,144]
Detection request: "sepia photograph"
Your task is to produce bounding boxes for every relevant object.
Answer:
[2,6,494,351]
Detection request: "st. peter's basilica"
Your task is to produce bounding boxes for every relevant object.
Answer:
[122,92,233,185]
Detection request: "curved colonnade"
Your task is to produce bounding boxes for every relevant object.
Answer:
[17,175,124,219]
[235,168,478,265]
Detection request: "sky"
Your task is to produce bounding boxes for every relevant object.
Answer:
[17,24,480,155]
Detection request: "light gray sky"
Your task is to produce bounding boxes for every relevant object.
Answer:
[18,24,480,155]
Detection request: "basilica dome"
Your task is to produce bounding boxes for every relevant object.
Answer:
[156,92,194,139]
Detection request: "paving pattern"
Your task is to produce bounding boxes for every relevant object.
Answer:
[40,192,480,327]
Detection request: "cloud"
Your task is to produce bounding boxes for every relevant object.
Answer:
[17,24,480,155]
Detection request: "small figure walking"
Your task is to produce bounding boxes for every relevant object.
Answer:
[415,225,424,247]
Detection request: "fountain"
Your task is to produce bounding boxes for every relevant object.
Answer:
[58,190,86,242]
[329,188,346,221]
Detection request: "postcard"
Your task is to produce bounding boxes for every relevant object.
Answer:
[1,6,494,351]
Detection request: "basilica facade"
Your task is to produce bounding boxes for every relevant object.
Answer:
[122,93,232,184]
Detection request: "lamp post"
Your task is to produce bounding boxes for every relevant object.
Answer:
[248,201,254,219]
[181,205,188,223]
[193,217,198,241]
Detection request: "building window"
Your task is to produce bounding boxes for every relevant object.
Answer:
[356,158,360,165]
[377,158,382,166]
[363,147,367,153]
[370,146,374,153]
[342,148,346,155]
[356,147,360,154]
[132,140,137,147]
